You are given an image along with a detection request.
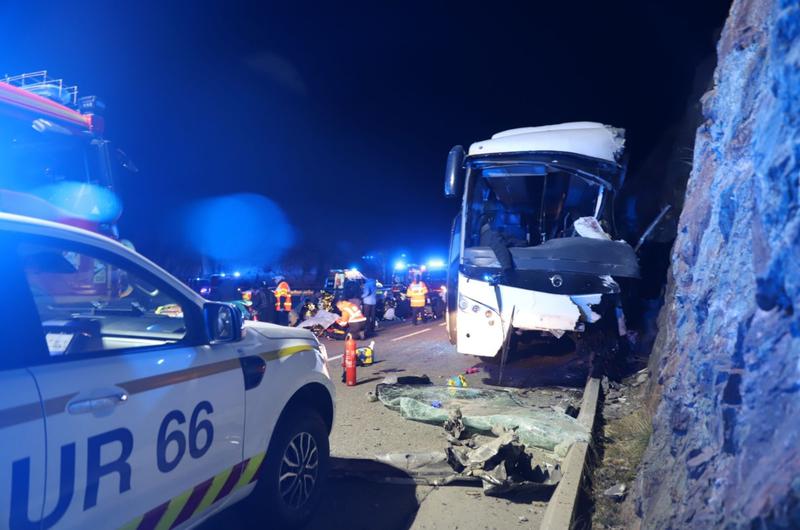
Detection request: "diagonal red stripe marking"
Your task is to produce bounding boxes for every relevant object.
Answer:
[169,477,215,529]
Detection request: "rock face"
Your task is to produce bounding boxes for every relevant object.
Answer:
[640,0,800,528]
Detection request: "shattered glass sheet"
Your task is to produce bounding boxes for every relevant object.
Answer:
[376,384,589,456]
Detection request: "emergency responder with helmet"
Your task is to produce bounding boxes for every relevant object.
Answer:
[252,280,272,322]
[406,275,428,325]
[273,275,292,325]
[336,299,367,339]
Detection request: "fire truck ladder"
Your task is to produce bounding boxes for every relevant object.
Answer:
[2,70,78,107]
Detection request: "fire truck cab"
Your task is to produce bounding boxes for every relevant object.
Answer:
[0,71,127,236]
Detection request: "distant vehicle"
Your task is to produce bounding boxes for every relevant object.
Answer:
[443,122,640,360]
[0,71,133,237]
[188,274,258,320]
[0,212,334,529]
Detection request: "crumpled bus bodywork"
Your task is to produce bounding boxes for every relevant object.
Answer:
[445,123,639,357]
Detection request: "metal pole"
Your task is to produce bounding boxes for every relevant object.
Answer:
[498,306,515,386]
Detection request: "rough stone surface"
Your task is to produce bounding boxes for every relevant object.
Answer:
[640,0,800,528]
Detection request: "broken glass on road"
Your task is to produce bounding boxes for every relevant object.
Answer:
[376,384,589,456]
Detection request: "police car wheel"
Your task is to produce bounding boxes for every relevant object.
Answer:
[256,408,329,527]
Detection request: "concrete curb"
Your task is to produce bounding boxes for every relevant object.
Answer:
[539,377,601,530]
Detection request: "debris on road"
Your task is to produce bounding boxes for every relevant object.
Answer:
[372,431,560,496]
[447,374,469,387]
[376,384,589,456]
[380,375,432,385]
[443,408,467,440]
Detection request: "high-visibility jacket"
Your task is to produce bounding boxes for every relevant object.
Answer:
[406,281,428,308]
[274,281,292,311]
[337,301,366,326]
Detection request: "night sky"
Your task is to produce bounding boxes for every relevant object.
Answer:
[1,0,730,271]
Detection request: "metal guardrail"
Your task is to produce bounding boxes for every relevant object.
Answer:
[539,378,601,530]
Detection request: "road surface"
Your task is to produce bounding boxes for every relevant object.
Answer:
[205,318,591,529]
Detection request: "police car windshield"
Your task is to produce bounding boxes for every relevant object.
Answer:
[21,243,188,356]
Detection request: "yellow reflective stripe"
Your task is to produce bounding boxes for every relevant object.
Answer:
[235,452,266,489]
[154,487,193,530]
[118,516,143,530]
[261,344,315,362]
[194,467,233,515]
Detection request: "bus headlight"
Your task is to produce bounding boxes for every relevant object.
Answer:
[458,295,469,311]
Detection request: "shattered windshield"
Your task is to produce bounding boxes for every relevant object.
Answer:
[464,162,603,248]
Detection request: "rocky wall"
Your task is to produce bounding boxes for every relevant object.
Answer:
[639,0,800,527]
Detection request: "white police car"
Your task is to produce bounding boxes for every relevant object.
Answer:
[0,213,335,529]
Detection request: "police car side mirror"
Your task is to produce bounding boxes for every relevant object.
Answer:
[205,302,243,343]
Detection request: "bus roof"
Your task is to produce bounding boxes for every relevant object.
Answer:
[468,122,625,162]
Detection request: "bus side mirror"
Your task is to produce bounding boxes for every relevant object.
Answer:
[444,145,465,198]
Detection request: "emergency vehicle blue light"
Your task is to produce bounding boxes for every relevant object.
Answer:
[394,261,406,271]
[220,272,227,278]
[33,182,122,223]
[427,259,445,269]
[233,271,241,278]
[183,193,295,266]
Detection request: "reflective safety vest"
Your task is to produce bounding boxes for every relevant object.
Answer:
[337,301,366,326]
[274,281,292,311]
[406,282,428,308]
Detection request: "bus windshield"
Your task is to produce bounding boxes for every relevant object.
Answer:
[464,162,603,248]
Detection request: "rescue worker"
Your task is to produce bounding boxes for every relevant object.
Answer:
[252,281,271,322]
[361,277,377,337]
[273,276,292,325]
[336,299,367,340]
[406,275,428,325]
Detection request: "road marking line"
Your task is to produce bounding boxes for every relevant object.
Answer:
[326,354,343,363]
[391,328,432,342]
[439,322,446,327]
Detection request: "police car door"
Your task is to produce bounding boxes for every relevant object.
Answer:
[17,236,246,529]
[0,236,48,530]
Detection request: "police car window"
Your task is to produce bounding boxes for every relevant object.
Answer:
[19,242,188,356]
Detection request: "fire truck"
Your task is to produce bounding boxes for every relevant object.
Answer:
[0,71,134,300]
[0,71,130,237]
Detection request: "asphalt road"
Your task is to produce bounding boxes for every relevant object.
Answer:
[205,318,590,530]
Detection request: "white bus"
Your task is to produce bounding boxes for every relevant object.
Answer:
[443,122,641,363]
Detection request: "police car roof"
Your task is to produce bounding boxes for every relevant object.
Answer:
[0,212,204,305]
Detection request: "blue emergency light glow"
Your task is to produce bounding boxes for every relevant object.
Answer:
[427,258,445,268]
[220,272,227,278]
[394,261,406,271]
[233,271,241,278]
[33,182,122,223]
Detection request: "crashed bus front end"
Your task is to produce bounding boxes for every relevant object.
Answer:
[444,123,639,357]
